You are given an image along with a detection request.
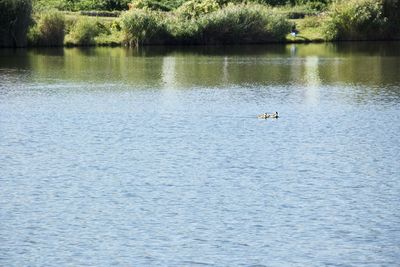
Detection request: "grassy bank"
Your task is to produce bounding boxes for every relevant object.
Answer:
[28,3,293,47]
[2,0,399,47]
[25,6,326,46]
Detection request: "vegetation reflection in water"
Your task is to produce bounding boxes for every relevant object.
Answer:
[1,42,399,91]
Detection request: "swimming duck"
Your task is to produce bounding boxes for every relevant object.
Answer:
[257,112,279,119]
[269,111,279,119]
[257,113,268,119]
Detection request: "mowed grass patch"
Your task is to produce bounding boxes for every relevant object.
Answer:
[286,15,326,42]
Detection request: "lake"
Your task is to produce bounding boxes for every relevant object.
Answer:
[1,43,399,266]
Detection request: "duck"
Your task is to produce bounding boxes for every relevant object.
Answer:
[257,112,279,119]
[269,111,279,119]
[257,113,268,119]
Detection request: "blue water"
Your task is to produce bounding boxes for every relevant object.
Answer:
[1,44,400,266]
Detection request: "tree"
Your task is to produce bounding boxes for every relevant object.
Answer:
[0,0,32,47]
[383,0,400,35]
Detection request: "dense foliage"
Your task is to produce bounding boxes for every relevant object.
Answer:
[121,3,290,45]
[0,0,32,47]
[324,0,387,40]
[32,0,334,12]
[198,4,290,44]
[28,11,65,46]
[33,0,131,11]
[120,9,169,45]
[3,0,397,47]
[65,17,105,45]
[128,0,177,11]
[175,0,220,19]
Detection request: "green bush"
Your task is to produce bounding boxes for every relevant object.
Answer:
[65,17,102,45]
[175,0,220,19]
[33,0,131,11]
[74,0,106,10]
[120,9,170,46]
[128,0,172,11]
[289,0,331,10]
[0,0,32,47]
[301,15,322,28]
[171,3,291,44]
[324,0,387,40]
[197,3,291,44]
[28,11,65,46]
[129,0,186,10]
[76,0,131,10]
[166,16,201,44]
[252,0,332,6]
[97,0,132,10]
[162,0,189,9]
[121,3,290,45]
[33,0,61,12]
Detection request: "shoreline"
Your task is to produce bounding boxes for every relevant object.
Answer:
[2,39,400,51]
[2,38,397,48]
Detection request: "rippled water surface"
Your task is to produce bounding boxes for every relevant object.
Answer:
[1,43,400,266]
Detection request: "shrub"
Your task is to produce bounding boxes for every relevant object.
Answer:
[289,0,332,10]
[166,16,201,44]
[28,11,65,46]
[128,0,172,11]
[120,9,170,46]
[0,0,32,47]
[129,0,186,10]
[324,0,387,40]
[163,0,190,9]
[121,3,290,46]
[251,0,332,6]
[175,0,220,19]
[111,20,122,31]
[33,0,64,12]
[65,17,102,45]
[33,0,131,11]
[94,0,132,10]
[73,0,131,11]
[197,3,291,44]
[301,15,322,28]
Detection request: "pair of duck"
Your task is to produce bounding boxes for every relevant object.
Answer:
[257,112,279,119]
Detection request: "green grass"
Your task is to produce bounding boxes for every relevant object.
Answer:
[272,4,320,19]
[95,31,124,46]
[285,15,326,42]
[64,12,116,23]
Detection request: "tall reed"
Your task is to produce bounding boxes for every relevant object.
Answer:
[121,3,291,46]
[28,11,65,46]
